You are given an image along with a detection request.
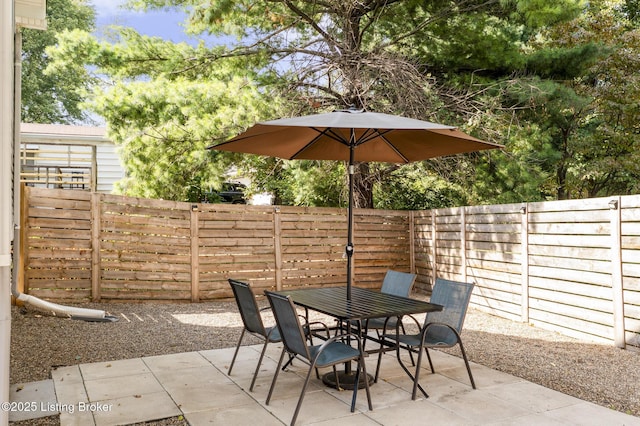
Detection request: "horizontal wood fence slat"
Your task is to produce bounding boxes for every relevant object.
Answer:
[20,186,640,348]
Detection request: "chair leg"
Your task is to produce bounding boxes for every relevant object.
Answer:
[350,361,361,413]
[458,340,476,389]
[374,332,395,383]
[228,329,246,375]
[359,356,373,411]
[282,354,295,370]
[266,348,287,406]
[411,345,429,400]
[374,342,384,383]
[374,332,398,382]
[249,337,269,392]
[400,322,415,366]
[290,364,316,426]
[424,347,435,373]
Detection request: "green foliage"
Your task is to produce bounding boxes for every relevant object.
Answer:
[47,26,279,200]
[410,14,526,75]
[288,162,345,207]
[43,0,640,207]
[508,0,584,28]
[374,165,469,210]
[525,43,606,79]
[21,0,96,124]
[93,75,276,200]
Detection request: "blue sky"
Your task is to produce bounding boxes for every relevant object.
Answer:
[91,0,198,43]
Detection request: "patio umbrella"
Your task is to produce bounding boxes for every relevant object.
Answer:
[209,108,502,298]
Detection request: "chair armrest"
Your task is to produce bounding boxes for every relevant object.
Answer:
[328,332,367,355]
[405,314,421,327]
[421,321,455,333]
[378,314,420,335]
[420,321,462,346]
[305,320,332,339]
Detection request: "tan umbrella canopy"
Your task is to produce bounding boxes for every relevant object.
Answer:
[210,108,503,297]
[213,109,500,162]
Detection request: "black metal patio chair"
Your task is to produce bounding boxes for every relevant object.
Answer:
[362,269,416,335]
[227,278,282,392]
[339,270,417,361]
[377,278,476,400]
[265,290,373,426]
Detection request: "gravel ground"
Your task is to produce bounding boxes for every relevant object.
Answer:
[9,298,640,425]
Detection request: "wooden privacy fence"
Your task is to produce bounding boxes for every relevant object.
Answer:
[20,186,411,302]
[20,186,640,348]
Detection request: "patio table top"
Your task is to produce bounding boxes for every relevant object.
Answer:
[274,286,442,321]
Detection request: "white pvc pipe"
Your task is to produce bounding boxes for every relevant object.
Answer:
[15,294,106,319]
[1,0,15,422]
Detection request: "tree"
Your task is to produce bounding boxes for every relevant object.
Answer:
[21,0,95,124]
[149,0,584,206]
[568,5,640,197]
[51,0,634,206]
[495,1,640,199]
[48,28,278,200]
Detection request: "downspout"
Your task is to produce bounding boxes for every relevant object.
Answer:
[1,1,15,421]
[11,28,108,321]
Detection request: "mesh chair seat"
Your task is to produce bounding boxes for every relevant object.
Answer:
[394,323,458,347]
[309,342,361,367]
[264,325,281,342]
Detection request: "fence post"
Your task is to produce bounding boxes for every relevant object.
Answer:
[91,145,97,192]
[273,206,282,291]
[190,205,200,302]
[431,210,437,285]
[409,211,415,274]
[461,207,467,282]
[609,196,625,348]
[90,192,101,302]
[520,203,529,322]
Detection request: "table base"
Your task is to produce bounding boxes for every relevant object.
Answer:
[321,371,374,390]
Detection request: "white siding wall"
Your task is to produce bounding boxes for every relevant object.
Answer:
[20,123,124,193]
[96,144,124,193]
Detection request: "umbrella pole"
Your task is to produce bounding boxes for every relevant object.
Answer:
[346,130,355,301]
[323,132,374,391]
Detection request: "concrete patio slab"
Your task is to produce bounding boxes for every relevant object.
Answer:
[543,401,640,426]
[8,344,640,425]
[184,403,283,426]
[83,372,165,402]
[143,351,213,372]
[8,380,57,422]
[91,391,180,426]
[79,358,150,381]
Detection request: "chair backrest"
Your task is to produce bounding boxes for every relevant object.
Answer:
[265,291,311,360]
[380,270,417,298]
[425,278,475,344]
[229,279,268,337]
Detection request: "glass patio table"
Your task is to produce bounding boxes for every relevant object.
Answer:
[273,286,443,389]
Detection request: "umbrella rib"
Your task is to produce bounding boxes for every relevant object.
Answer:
[289,127,350,159]
[378,131,410,163]
[355,129,410,163]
